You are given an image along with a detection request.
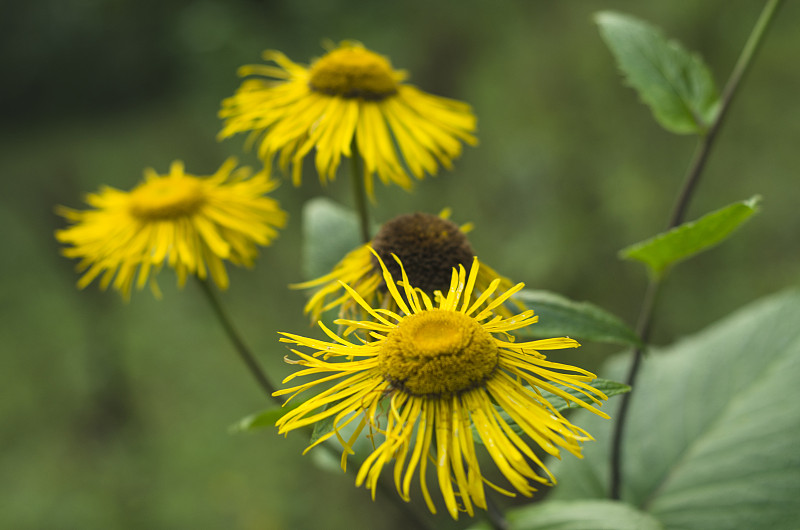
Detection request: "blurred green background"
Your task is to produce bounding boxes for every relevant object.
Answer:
[2,1,797,528]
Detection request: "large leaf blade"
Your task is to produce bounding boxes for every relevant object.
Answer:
[548,289,800,530]
[596,11,720,134]
[468,500,663,530]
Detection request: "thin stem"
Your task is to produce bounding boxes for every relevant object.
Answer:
[195,277,279,399]
[349,144,372,244]
[485,494,510,530]
[609,0,783,500]
[609,280,662,500]
[195,278,433,529]
[669,0,783,227]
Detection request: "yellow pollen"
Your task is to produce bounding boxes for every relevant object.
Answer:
[379,311,498,397]
[128,177,205,220]
[308,46,399,100]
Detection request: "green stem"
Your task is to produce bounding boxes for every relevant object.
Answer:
[609,0,783,501]
[196,277,280,399]
[195,278,433,529]
[609,279,662,500]
[669,0,783,227]
[349,143,372,244]
[485,494,510,530]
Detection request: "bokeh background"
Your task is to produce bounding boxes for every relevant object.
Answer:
[2,1,797,529]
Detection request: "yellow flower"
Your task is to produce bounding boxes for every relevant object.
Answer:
[55,158,287,298]
[292,210,523,322]
[276,252,609,520]
[218,41,478,198]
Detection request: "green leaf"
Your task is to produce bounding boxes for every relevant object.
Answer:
[514,290,641,347]
[467,500,663,530]
[596,11,720,134]
[301,197,364,280]
[228,407,286,433]
[620,196,760,279]
[474,379,629,444]
[542,378,630,412]
[309,412,335,444]
[548,289,800,530]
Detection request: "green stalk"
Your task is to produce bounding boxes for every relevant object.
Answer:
[609,0,784,501]
[196,277,279,399]
[195,278,434,529]
[349,143,372,244]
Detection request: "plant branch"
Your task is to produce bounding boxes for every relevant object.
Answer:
[196,277,279,399]
[669,0,784,227]
[196,278,433,529]
[485,494,510,530]
[609,0,783,500]
[350,144,372,244]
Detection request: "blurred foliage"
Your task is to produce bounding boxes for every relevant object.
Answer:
[1,1,798,528]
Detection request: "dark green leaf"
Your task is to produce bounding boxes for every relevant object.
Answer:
[542,378,630,411]
[620,196,760,279]
[474,379,629,443]
[549,289,800,529]
[467,500,663,530]
[596,11,720,134]
[309,409,335,444]
[514,290,640,347]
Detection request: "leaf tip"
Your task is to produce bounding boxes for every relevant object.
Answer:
[745,194,762,211]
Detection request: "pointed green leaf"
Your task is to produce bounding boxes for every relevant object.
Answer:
[596,11,720,134]
[514,290,641,347]
[228,407,286,433]
[467,500,663,530]
[309,412,335,444]
[543,378,631,411]
[620,196,760,278]
[301,197,363,280]
[474,379,629,444]
[549,289,800,529]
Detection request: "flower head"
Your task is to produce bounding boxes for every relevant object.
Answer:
[56,158,287,298]
[219,41,477,198]
[276,253,609,519]
[292,210,523,322]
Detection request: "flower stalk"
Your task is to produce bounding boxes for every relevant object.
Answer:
[196,277,280,398]
[196,276,436,529]
[350,143,371,244]
[609,0,784,500]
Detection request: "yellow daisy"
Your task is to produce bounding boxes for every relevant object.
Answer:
[276,252,609,520]
[292,210,522,323]
[218,41,478,198]
[55,158,287,298]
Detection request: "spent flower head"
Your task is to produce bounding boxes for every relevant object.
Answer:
[219,41,477,198]
[292,209,523,322]
[276,252,609,519]
[56,158,287,298]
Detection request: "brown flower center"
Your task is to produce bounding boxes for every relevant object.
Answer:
[371,213,474,295]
